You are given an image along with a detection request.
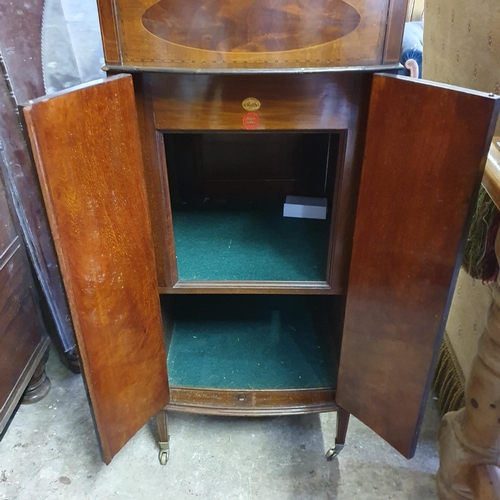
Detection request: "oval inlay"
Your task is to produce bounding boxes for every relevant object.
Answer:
[142,0,361,53]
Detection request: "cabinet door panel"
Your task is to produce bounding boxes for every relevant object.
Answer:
[22,75,169,464]
[337,74,500,458]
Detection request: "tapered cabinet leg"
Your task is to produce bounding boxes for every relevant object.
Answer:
[326,408,350,460]
[21,349,51,404]
[156,409,169,465]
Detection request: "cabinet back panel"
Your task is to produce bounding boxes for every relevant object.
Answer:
[166,133,334,202]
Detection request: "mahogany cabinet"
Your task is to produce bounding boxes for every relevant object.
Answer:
[20,0,500,465]
[0,145,50,435]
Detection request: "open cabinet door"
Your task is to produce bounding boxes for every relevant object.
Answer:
[22,75,169,464]
[337,74,500,458]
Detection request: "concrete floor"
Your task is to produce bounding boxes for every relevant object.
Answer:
[0,350,440,499]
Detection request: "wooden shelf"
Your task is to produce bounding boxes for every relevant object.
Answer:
[165,295,339,391]
[161,280,333,295]
[172,203,330,283]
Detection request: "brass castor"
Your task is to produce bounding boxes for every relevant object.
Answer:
[158,441,169,465]
[325,444,344,461]
[159,450,168,465]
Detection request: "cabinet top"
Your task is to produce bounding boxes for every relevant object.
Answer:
[97,0,407,73]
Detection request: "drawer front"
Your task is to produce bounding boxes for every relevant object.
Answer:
[151,73,357,131]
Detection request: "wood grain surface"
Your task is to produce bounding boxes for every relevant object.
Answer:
[337,74,500,458]
[142,0,361,52]
[22,75,169,463]
[132,74,178,288]
[167,387,338,416]
[151,72,354,131]
[326,73,371,292]
[382,0,407,63]
[96,0,122,64]
[97,0,403,69]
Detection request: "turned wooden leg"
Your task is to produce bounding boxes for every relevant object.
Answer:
[155,409,169,465]
[21,349,51,404]
[437,230,500,499]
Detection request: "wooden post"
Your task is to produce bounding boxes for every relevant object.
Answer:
[437,229,500,499]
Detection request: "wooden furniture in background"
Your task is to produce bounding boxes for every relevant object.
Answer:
[474,465,500,500]
[437,139,500,500]
[0,141,50,436]
[19,0,500,467]
[0,2,53,435]
[0,0,78,369]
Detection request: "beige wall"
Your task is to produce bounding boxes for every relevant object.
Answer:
[423,0,500,134]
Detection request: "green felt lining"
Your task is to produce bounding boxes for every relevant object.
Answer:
[172,203,330,281]
[166,295,338,390]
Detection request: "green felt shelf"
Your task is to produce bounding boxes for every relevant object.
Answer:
[172,203,330,281]
[166,295,338,390]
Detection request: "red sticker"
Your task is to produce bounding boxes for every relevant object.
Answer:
[242,112,260,130]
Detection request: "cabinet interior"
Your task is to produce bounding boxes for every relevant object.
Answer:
[160,131,344,409]
[164,132,340,283]
[162,295,343,391]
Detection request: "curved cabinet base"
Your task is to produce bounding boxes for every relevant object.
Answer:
[166,387,338,416]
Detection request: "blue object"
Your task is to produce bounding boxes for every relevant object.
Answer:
[401,47,423,78]
[400,21,423,78]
